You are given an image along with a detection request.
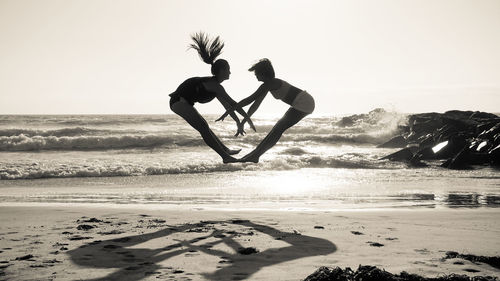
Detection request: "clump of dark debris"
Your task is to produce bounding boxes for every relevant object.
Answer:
[444,251,500,270]
[303,265,498,281]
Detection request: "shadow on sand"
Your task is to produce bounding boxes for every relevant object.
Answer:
[68,219,336,281]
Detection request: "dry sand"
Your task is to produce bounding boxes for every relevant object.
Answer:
[0,205,499,280]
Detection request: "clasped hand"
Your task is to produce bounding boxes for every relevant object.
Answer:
[234,122,246,137]
[215,109,256,137]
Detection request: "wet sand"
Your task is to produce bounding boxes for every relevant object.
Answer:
[0,205,499,280]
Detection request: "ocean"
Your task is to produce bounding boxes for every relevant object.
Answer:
[0,112,499,210]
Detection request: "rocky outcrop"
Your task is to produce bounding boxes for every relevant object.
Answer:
[379,110,500,169]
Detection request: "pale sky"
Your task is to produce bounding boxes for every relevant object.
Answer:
[0,0,499,115]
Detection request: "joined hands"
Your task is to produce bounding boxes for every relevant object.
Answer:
[215,109,256,135]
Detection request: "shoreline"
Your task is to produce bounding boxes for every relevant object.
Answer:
[1,201,500,212]
[1,205,499,280]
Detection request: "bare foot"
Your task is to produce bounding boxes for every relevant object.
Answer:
[240,155,259,163]
[226,148,241,155]
[223,156,238,164]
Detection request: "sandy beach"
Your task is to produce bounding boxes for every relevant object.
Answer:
[2,0,500,279]
[0,205,499,280]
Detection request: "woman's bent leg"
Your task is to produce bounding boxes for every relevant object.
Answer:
[212,133,241,155]
[171,101,237,163]
[242,108,307,163]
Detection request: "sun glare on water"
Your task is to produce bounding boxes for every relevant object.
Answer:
[254,170,332,196]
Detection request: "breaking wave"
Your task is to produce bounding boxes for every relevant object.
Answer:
[0,127,126,137]
[0,109,408,151]
[0,134,187,151]
[0,130,400,151]
[0,155,398,180]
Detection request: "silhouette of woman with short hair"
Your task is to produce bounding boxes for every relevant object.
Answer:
[169,32,254,163]
[218,58,315,163]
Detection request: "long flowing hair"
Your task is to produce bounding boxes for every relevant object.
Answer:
[189,32,224,65]
[249,58,275,79]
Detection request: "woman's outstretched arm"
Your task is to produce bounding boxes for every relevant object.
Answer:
[240,90,267,127]
[215,87,256,136]
[216,84,268,124]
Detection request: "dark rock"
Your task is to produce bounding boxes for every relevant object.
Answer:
[302,264,500,281]
[379,110,499,168]
[469,138,482,151]
[470,111,499,120]
[237,247,258,255]
[444,251,500,270]
[336,108,394,128]
[445,148,471,170]
[418,134,435,148]
[353,265,394,280]
[479,122,500,139]
[435,135,467,159]
[76,224,95,231]
[337,117,356,127]
[476,121,500,135]
[303,266,353,281]
[377,135,408,148]
[468,152,490,165]
[414,146,436,160]
[489,144,500,165]
[15,254,34,261]
[441,158,453,168]
[367,242,384,247]
[493,133,500,146]
[380,147,415,161]
[444,110,475,120]
[409,156,428,167]
[476,140,491,153]
[231,219,250,224]
[78,218,103,223]
[409,117,443,138]
[68,235,92,241]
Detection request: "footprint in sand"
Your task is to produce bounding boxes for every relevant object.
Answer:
[98,230,125,235]
[414,248,430,254]
[385,237,398,241]
[366,241,384,247]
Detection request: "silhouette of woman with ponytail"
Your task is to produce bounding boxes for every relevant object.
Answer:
[217,58,315,163]
[169,32,255,163]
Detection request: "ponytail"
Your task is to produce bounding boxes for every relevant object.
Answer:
[189,32,224,65]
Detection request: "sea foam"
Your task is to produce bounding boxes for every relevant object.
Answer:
[0,154,399,180]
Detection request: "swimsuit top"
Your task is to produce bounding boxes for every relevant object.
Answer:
[169,77,217,105]
[270,79,301,105]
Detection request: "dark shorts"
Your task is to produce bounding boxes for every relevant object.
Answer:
[169,94,180,108]
[169,93,195,108]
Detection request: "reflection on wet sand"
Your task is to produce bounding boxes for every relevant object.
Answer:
[391,193,500,208]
